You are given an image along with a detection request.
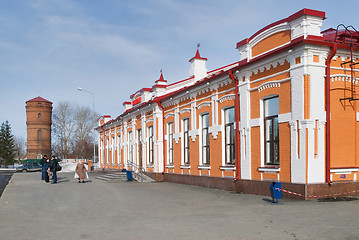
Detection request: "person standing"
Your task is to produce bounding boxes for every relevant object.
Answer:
[40,155,48,180]
[43,157,50,183]
[75,160,87,183]
[50,156,58,184]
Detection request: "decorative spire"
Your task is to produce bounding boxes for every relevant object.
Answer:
[189,44,207,62]
[155,69,167,84]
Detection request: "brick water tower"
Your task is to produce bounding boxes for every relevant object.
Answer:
[25,96,53,159]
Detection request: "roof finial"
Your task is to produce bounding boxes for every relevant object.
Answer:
[197,43,200,49]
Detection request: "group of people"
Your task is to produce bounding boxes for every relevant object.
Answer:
[40,155,59,184]
[40,155,88,184]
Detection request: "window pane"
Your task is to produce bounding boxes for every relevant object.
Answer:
[225,107,235,123]
[226,146,231,163]
[274,117,279,140]
[265,119,272,141]
[274,142,279,164]
[231,144,235,163]
[202,114,209,128]
[230,125,234,144]
[264,97,279,117]
[266,142,271,164]
[203,148,207,163]
[226,125,231,142]
[184,119,189,131]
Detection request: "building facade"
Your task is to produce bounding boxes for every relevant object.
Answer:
[96,9,359,199]
[26,96,53,159]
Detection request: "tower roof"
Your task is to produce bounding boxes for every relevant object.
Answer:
[155,72,167,83]
[189,49,207,62]
[26,96,53,104]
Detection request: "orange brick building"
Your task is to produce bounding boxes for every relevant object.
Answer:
[26,96,53,159]
[97,9,359,199]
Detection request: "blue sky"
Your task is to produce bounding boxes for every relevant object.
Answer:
[0,0,357,139]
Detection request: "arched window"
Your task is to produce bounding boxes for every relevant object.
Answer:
[224,107,235,165]
[37,129,42,140]
[38,113,41,119]
[264,96,279,165]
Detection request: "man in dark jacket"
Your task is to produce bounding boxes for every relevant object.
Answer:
[40,155,48,180]
[50,156,58,184]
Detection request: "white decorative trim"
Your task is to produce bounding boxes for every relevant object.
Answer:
[166,165,174,169]
[219,166,235,171]
[249,118,260,127]
[198,165,211,170]
[164,113,175,119]
[189,129,198,142]
[278,113,291,123]
[258,82,280,92]
[357,112,359,122]
[217,94,235,103]
[173,132,181,143]
[208,125,221,139]
[330,168,359,174]
[258,167,280,173]
[330,74,359,85]
[196,101,211,110]
[180,165,191,169]
[250,78,290,92]
[145,118,153,124]
[179,108,191,115]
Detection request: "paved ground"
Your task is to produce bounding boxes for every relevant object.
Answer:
[0,172,359,240]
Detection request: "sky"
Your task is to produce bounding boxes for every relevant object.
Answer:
[1,0,358,140]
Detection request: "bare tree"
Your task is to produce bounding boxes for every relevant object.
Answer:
[52,102,76,159]
[73,106,98,159]
[14,136,26,161]
[52,102,98,159]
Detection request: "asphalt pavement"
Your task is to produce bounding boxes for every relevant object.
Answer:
[0,171,359,240]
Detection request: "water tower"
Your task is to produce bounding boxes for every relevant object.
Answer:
[25,96,53,159]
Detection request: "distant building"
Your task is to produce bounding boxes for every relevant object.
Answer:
[96,9,359,199]
[25,96,53,159]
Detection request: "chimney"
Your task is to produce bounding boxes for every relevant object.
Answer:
[189,49,208,81]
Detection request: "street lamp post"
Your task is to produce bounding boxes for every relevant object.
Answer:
[77,87,97,168]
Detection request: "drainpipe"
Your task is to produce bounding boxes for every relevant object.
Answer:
[100,126,106,169]
[229,70,241,180]
[325,43,337,185]
[153,99,166,175]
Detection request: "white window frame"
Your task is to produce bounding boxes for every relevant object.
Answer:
[148,126,154,164]
[182,118,190,165]
[200,113,210,165]
[222,107,235,165]
[167,122,174,165]
[117,135,121,166]
[111,136,115,166]
[263,96,280,166]
[106,138,110,165]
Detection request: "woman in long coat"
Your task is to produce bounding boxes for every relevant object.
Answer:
[75,161,87,183]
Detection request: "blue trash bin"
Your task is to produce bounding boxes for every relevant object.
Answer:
[270,182,282,203]
[126,171,133,181]
[90,166,94,171]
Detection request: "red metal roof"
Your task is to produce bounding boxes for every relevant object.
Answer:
[26,96,52,104]
[189,49,207,62]
[236,8,326,49]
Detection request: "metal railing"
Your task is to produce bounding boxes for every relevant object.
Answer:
[127,160,146,183]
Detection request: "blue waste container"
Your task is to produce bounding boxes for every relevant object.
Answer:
[90,166,94,171]
[126,171,133,181]
[270,182,282,203]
